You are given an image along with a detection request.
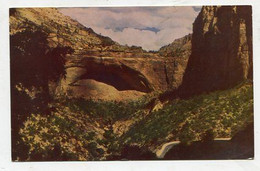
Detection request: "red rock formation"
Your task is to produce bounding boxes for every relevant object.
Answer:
[55,56,178,100]
[10,8,191,101]
[179,6,252,97]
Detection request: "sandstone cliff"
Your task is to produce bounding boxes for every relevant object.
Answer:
[159,34,192,89]
[179,6,252,97]
[10,8,127,53]
[159,34,192,58]
[57,55,174,101]
[10,8,190,101]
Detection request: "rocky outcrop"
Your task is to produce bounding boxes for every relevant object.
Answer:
[55,55,178,100]
[9,8,123,54]
[159,34,192,58]
[159,34,192,89]
[10,8,191,101]
[179,6,253,97]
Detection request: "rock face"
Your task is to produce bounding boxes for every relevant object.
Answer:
[10,8,123,53]
[56,55,178,100]
[159,34,192,89]
[179,6,253,97]
[10,8,191,101]
[159,34,192,58]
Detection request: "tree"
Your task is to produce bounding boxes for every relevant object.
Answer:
[10,28,73,160]
[11,29,73,93]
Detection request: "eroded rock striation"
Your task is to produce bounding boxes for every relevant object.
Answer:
[179,6,253,97]
[159,34,192,89]
[55,55,183,100]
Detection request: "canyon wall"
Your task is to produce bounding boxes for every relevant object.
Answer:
[179,6,252,97]
[54,55,180,101]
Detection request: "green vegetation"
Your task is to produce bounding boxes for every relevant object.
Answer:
[16,81,253,161]
[16,97,147,161]
[10,27,73,161]
[63,97,148,124]
[19,113,101,161]
[121,81,253,146]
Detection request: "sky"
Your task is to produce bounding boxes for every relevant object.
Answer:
[59,7,201,51]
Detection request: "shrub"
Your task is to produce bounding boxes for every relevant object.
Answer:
[64,97,147,123]
[121,81,253,147]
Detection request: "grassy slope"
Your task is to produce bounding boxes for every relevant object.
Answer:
[18,81,253,160]
[18,97,148,161]
[121,81,253,148]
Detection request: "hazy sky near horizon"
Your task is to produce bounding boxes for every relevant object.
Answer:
[59,7,201,51]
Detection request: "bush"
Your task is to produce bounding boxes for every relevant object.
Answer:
[121,81,253,147]
[64,98,147,123]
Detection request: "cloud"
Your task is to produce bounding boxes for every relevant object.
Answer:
[139,27,160,33]
[59,7,201,51]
